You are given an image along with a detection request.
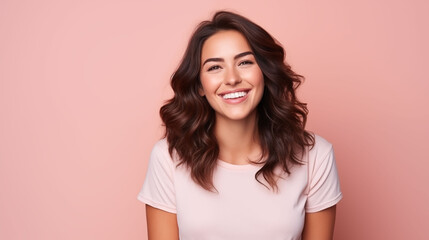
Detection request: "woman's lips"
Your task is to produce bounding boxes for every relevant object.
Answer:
[218,88,250,97]
[222,91,248,99]
[218,89,250,104]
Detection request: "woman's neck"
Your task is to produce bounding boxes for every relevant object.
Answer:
[214,112,262,165]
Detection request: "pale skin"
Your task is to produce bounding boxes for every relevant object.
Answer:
[146,30,337,239]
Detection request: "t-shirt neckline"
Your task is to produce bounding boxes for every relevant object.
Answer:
[217,159,261,170]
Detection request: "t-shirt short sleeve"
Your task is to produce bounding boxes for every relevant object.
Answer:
[137,140,177,213]
[305,137,343,213]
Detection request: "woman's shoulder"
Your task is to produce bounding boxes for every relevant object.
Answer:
[152,138,169,152]
[312,134,333,152]
[306,134,335,165]
[149,138,177,166]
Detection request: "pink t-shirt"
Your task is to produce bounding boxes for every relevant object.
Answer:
[137,135,342,240]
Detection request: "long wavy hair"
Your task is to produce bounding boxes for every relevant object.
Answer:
[160,10,314,191]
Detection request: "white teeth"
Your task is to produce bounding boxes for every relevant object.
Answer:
[222,91,247,99]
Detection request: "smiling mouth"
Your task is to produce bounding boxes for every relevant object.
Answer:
[221,91,249,99]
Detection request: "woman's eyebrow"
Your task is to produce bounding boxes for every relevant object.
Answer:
[234,51,253,60]
[202,51,254,66]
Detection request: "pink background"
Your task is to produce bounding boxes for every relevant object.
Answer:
[1,0,428,239]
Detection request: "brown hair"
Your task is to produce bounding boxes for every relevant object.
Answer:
[160,10,314,191]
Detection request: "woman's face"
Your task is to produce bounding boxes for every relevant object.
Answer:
[199,30,264,123]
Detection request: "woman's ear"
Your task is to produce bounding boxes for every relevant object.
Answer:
[198,87,205,97]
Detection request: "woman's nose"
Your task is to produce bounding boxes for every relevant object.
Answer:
[224,68,242,85]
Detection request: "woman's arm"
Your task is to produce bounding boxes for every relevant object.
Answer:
[146,204,179,240]
[302,205,337,240]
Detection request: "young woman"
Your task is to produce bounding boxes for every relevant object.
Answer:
[138,11,342,240]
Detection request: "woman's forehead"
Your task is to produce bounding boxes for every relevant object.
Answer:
[201,30,252,60]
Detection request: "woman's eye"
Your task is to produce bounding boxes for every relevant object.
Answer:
[207,65,221,71]
[239,60,253,66]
